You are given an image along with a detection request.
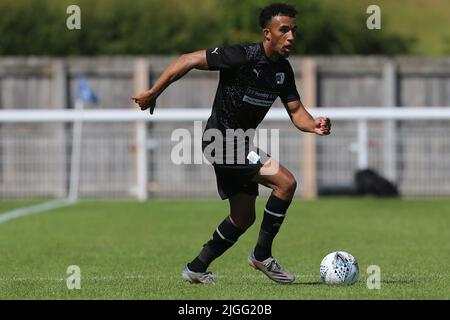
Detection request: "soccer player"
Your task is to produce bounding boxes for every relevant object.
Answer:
[132,3,331,284]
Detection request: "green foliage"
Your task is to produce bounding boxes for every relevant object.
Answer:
[0,0,414,55]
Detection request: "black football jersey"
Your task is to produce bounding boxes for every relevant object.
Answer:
[202,42,300,164]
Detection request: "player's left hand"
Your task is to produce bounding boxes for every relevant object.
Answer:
[314,117,331,136]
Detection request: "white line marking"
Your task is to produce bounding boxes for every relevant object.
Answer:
[0,200,74,224]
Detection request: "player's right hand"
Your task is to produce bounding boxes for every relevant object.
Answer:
[131,90,157,114]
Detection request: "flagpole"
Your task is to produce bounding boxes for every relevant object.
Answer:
[68,99,84,202]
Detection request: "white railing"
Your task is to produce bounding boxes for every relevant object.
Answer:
[2,107,450,122]
[1,107,450,199]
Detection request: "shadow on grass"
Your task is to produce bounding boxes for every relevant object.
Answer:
[292,281,323,286]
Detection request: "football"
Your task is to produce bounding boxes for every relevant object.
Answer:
[320,251,359,285]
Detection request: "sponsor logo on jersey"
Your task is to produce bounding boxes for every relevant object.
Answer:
[242,87,278,108]
[276,72,285,84]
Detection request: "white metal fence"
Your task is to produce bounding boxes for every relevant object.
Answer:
[1,107,450,199]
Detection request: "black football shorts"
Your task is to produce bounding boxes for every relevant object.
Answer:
[212,148,271,200]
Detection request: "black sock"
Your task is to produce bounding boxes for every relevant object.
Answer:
[187,216,245,272]
[254,194,292,261]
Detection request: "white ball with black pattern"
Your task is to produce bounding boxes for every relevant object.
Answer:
[320,251,359,285]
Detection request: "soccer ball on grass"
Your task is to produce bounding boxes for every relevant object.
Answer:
[320,251,359,285]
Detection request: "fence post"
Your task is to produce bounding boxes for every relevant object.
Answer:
[133,59,149,201]
[51,59,68,198]
[383,60,398,182]
[357,119,369,169]
[301,58,318,199]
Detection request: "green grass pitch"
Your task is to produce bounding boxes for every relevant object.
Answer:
[0,198,449,299]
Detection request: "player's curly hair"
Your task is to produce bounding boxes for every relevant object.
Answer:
[259,3,298,29]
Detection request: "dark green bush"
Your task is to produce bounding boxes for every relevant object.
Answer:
[0,0,413,55]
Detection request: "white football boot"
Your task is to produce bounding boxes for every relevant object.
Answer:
[182,266,215,284]
[248,252,295,284]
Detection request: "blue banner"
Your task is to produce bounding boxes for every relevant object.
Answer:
[76,76,98,103]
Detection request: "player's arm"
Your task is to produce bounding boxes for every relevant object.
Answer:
[284,99,331,136]
[131,50,208,114]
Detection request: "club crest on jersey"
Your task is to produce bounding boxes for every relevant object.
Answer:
[276,73,285,85]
